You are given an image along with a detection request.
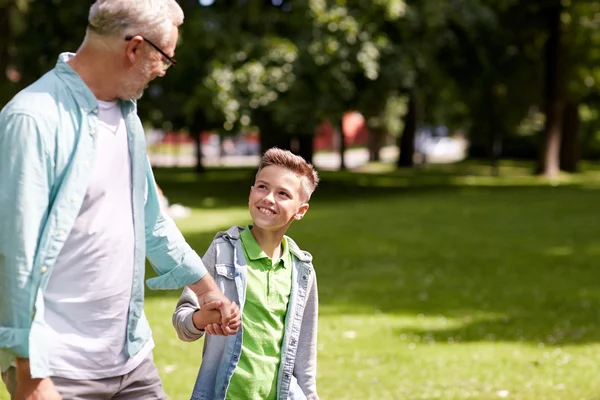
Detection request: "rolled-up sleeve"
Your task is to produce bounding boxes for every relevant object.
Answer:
[143,159,207,290]
[0,112,51,363]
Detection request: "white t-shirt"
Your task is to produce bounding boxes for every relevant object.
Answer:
[44,100,152,379]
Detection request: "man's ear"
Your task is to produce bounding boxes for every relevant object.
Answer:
[125,35,144,64]
[294,203,310,220]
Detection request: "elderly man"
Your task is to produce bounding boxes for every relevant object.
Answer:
[0,1,240,399]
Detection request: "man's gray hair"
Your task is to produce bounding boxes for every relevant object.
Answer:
[88,0,184,45]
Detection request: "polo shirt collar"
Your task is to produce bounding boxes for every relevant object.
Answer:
[240,225,291,268]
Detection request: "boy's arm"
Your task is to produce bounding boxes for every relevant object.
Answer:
[294,270,319,400]
[173,286,208,342]
[173,241,223,341]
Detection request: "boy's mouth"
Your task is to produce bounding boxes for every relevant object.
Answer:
[257,206,276,216]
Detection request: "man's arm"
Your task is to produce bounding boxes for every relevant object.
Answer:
[143,159,236,326]
[0,112,61,397]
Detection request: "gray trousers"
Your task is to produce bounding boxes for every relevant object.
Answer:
[1,353,167,400]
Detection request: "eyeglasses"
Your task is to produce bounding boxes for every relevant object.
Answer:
[125,35,177,71]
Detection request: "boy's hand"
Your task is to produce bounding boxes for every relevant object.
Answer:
[205,302,242,336]
[192,300,222,330]
[198,290,233,326]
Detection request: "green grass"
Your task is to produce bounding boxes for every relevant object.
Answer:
[3,161,600,399]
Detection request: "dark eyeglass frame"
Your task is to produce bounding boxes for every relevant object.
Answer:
[125,35,177,70]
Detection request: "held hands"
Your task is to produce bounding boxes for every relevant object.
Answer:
[196,291,241,335]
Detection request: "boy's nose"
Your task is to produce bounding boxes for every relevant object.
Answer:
[263,193,275,204]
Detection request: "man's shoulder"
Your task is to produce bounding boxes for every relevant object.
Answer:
[1,70,63,127]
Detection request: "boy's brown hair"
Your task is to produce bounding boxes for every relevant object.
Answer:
[257,148,319,200]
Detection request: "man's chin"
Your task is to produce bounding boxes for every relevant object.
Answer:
[118,91,145,101]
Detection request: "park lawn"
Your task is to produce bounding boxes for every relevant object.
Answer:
[3,161,600,400]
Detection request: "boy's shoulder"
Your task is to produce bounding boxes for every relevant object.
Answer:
[211,225,244,243]
[284,234,313,265]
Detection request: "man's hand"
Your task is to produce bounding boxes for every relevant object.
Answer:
[189,276,242,336]
[15,359,61,400]
[189,276,233,326]
[198,290,234,326]
[204,302,242,336]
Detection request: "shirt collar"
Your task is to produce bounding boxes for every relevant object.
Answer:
[240,225,291,269]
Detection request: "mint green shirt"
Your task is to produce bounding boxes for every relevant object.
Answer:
[226,226,293,400]
[0,53,207,378]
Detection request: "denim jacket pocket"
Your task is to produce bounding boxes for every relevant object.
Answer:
[215,264,237,300]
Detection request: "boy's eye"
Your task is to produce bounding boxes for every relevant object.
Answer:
[258,184,267,190]
[279,191,290,198]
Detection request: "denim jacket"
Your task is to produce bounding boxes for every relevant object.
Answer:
[0,53,207,378]
[173,226,319,400]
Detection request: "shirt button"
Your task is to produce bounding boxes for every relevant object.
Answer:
[40,266,48,274]
[227,272,233,278]
[89,129,96,136]
[233,354,238,359]
[70,197,77,203]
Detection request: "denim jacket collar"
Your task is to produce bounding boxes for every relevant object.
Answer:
[217,225,313,264]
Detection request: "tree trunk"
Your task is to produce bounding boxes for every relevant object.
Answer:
[338,124,346,171]
[397,94,417,168]
[259,129,291,154]
[560,101,580,172]
[536,2,564,177]
[368,128,385,162]
[257,113,291,154]
[0,4,9,74]
[193,133,205,174]
[0,3,12,107]
[190,116,205,174]
[484,83,502,176]
[297,135,314,165]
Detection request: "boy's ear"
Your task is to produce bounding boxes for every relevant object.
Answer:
[294,203,310,221]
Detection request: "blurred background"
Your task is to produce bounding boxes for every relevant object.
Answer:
[2,1,600,399]
[2,0,600,174]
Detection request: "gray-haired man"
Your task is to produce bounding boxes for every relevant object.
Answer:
[0,1,240,399]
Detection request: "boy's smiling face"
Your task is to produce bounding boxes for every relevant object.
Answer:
[249,165,309,232]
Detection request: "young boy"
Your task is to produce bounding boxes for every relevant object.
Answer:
[173,148,320,400]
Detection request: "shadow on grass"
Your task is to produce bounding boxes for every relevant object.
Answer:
[148,165,600,347]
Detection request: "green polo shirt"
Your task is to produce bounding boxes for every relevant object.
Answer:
[226,226,293,400]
